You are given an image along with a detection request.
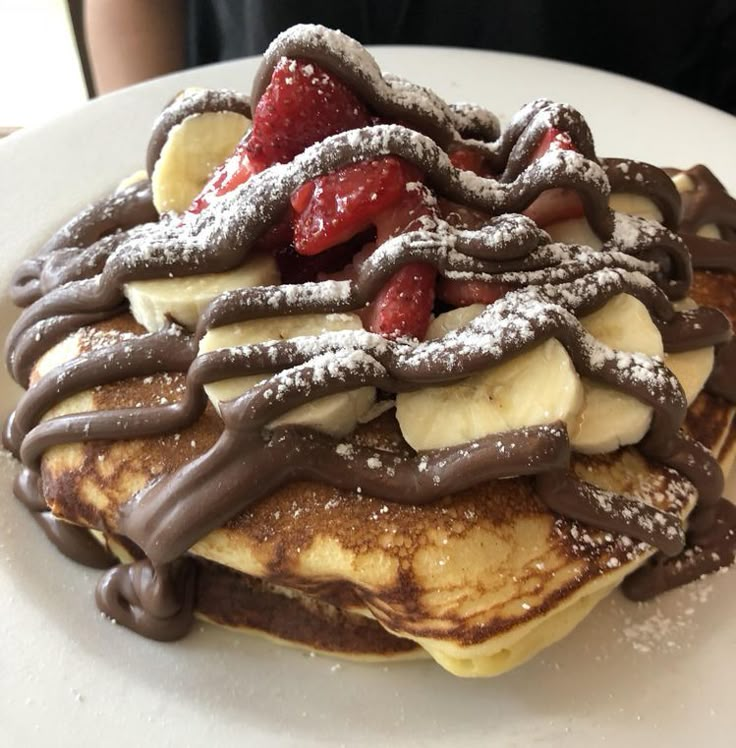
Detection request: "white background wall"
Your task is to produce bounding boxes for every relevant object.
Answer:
[0,0,88,128]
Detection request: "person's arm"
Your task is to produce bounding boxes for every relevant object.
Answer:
[83,0,185,95]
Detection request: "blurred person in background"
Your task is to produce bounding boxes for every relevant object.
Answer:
[83,0,736,113]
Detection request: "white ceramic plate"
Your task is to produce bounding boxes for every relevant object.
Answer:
[1,48,734,748]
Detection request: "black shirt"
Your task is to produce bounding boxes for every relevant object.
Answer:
[186,0,736,114]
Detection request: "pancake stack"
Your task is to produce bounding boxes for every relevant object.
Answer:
[4,25,736,677]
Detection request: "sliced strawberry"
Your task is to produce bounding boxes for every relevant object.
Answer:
[436,197,491,230]
[523,188,585,227]
[364,263,436,339]
[437,278,510,307]
[361,188,437,339]
[245,58,371,170]
[291,157,421,256]
[188,141,255,214]
[449,147,488,175]
[369,177,431,244]
[531,126,576,160]
[524,126,584,227]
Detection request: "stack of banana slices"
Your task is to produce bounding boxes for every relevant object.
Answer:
[35,93,735,678]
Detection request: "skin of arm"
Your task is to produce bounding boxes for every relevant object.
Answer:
[83,0,186,94]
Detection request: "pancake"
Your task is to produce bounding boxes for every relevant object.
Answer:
[32,314,711,676]
[6,26,736,679]
[194,560,422,660]
[686,268,736,470]
[101,529,421,660]
[94,510,420,659]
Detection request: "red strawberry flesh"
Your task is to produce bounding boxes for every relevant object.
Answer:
[188,141,256,214]
[189,58,371,214]
[245,58,371,170]
[448,147,489,175]
[524,126,584,227]
[291,156,421,256]
[364,262,436,340]
[531,127,576,159]
[361,187,437,339]
[437,277,511,307]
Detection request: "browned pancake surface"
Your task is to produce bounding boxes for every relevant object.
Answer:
[686,269,736,456]
[38,316,698,653]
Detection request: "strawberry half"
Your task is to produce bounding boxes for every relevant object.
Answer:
[523,126,584,228]
[291,156,421,256]
[448,147,490,175]
[437,278,510,307]
[361,188,437,339]
[364,262,436,340]
[290,154,434,338]
[437,198,490,230]
[245,58,371,170]
[531,126,576,160]
[187,141,297,256]
[189,58,370,212]
[188,141,256,214]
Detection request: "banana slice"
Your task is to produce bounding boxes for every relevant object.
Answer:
[572,294,663,454]
[608,193,663,223]
[418,292,712,454]
[151,107,251,214]
[396,327,583,451]
[116,169,148,192]
[124,253,279,332]
[545,218,603,249]
[200,313,375,436]
[546,192,665,249]
[665,347,714,405]
[664,298,715,405]
[671,172,696,194]
[425,304,485,339]
[694,223,722,239]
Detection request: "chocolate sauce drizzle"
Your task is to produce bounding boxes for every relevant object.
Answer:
[4,122,619,390]
[603,158,681,230]
[250,25,598,182]
[10,179,157,308]
[96,557,195,641]
[11,467,116,569]
[5,25,736,639]
[672,165,736,404]
[677,165,736,240]
[607,162,736,599]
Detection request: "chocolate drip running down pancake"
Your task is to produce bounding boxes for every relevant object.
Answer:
[26,314,698,673]
[4,24,736,675]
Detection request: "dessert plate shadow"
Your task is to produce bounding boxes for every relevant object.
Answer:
[1,47,734,747]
